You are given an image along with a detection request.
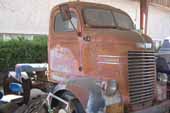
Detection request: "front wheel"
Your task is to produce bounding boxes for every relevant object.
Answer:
[52,92,85,113]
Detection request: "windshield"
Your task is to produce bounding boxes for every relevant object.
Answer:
[83,8,134,29]
[113,12,134,29]
[83,8,116,28]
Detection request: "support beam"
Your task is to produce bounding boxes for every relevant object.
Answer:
[140,0,149,34]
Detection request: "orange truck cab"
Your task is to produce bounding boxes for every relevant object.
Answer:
[47,1,170,113]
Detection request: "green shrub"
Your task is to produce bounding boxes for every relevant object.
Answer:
[0,36,48,71]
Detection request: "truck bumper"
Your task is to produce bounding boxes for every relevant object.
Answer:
[133,100,170,113]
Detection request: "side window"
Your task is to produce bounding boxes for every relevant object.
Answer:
[55,11,78,32]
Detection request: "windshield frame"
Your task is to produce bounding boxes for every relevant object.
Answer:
[82,7,134,30]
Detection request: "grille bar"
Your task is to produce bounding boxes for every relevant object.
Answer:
[128,77,155,82]
[128,74,155,79]
[128,51,156,107]
[128,62,155,66]
[129,83,154,89]
[128,65,155,69]
[131,94,153,102]
[128,71,155,76]
[131,97,153,104]
[128,68,155,73]
[130,89,154,96]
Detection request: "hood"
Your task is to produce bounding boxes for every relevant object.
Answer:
[93,29,153,45]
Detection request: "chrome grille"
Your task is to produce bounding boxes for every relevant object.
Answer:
[128,51,156,107]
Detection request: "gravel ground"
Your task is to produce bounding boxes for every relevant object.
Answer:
[15,89,47,113]
[14,95,47,113]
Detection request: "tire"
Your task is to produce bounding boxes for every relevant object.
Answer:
[3,75,32,104]
[3,76,17,95]
[3,75,11,94]
[22,78,32,104]
[52,92,85,113]
[69,99,85,113]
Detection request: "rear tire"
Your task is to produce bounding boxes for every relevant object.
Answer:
[3,76,17,95]
[22,78,32,104]
[3,76,32,104]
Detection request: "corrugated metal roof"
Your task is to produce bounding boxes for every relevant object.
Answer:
[133,0,170,8]
[150,0,170,7]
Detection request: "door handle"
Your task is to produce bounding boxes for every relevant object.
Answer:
[83,36,91,42]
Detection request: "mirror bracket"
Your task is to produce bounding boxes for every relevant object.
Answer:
[59,4,72,21]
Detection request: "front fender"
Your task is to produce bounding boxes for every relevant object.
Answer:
[52,77,105,113]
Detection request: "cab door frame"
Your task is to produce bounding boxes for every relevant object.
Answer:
[48,5,83,82]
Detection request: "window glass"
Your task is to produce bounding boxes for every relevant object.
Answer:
[114,12,134,29]
[83,8,116,28]
[55,12,78,32]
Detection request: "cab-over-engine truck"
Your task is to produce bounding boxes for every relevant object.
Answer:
[46,2,170,113]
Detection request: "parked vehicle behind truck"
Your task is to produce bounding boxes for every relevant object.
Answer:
[156,39,170,100]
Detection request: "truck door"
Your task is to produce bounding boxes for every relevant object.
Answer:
[49,8,81,82]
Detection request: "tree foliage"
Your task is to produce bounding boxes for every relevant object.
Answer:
[0,36,47,71]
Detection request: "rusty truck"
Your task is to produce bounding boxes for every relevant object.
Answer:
[2,1,170,113]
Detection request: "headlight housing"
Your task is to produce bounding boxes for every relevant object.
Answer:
[96,80,122,106]
[97,80,118,96]
[105,80,118,96]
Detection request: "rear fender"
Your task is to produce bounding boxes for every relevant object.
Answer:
[52,78,105,113]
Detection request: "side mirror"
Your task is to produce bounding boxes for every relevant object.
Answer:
[59,4,71,21]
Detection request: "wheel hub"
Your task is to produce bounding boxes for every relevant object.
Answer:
[58,109,67,113]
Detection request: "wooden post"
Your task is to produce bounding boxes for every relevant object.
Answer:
[140,0,149,34]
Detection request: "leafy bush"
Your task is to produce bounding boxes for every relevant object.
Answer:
[0,36,48,71]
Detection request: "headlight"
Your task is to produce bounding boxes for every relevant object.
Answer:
[158,73,168,85]
[98,80,118,96]
[96,80,118,96]
[96,80,122,106]
[136,43,152,49]
[105,80,118,96]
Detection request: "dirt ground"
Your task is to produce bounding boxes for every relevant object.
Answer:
[0,89,47,113]
[14,95,47,113]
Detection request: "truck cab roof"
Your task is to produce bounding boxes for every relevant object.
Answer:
[52,1,127,16]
